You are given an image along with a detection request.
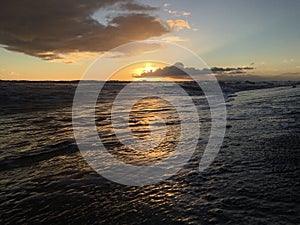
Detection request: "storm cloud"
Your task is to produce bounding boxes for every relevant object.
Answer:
[0,0,169,61]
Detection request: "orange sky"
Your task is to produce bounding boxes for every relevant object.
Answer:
[0,0,299,81]
[110,62,169,81]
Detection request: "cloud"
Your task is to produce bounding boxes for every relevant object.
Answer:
[165,8,191,17]
[182,12,191,16]
[44,52,100,64]
[0,0,169,62]
[211,66,255,74]
[133,62,209,80]
[133,63,255,80]
[166,20,191,30]
[167,10,178,15]
[120,2,158,11]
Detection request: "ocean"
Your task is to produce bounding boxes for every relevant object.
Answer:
[0,81,299,224]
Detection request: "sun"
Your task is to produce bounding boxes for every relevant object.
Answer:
[132,63,158,76]
[143,66,157,73]
[108,61,168,81]
[131,63,164,81]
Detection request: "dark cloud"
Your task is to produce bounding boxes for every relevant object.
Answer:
[120,2,158,11]
[134,62,209,80]
[0,0,169,61]
[211,67,254,74]
[134,63,255,80]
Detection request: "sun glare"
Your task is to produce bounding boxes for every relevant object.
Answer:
[109,62,168,81]
[133,63,158,76]
[143,66,157,73]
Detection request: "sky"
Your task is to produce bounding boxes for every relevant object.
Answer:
[0,0,299,81]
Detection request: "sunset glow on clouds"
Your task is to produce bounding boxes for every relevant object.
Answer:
[166,20,191,30]
[0,0,169,61]
[0,0,299,80]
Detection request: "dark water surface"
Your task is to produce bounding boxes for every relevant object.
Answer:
[0,82,299,224]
